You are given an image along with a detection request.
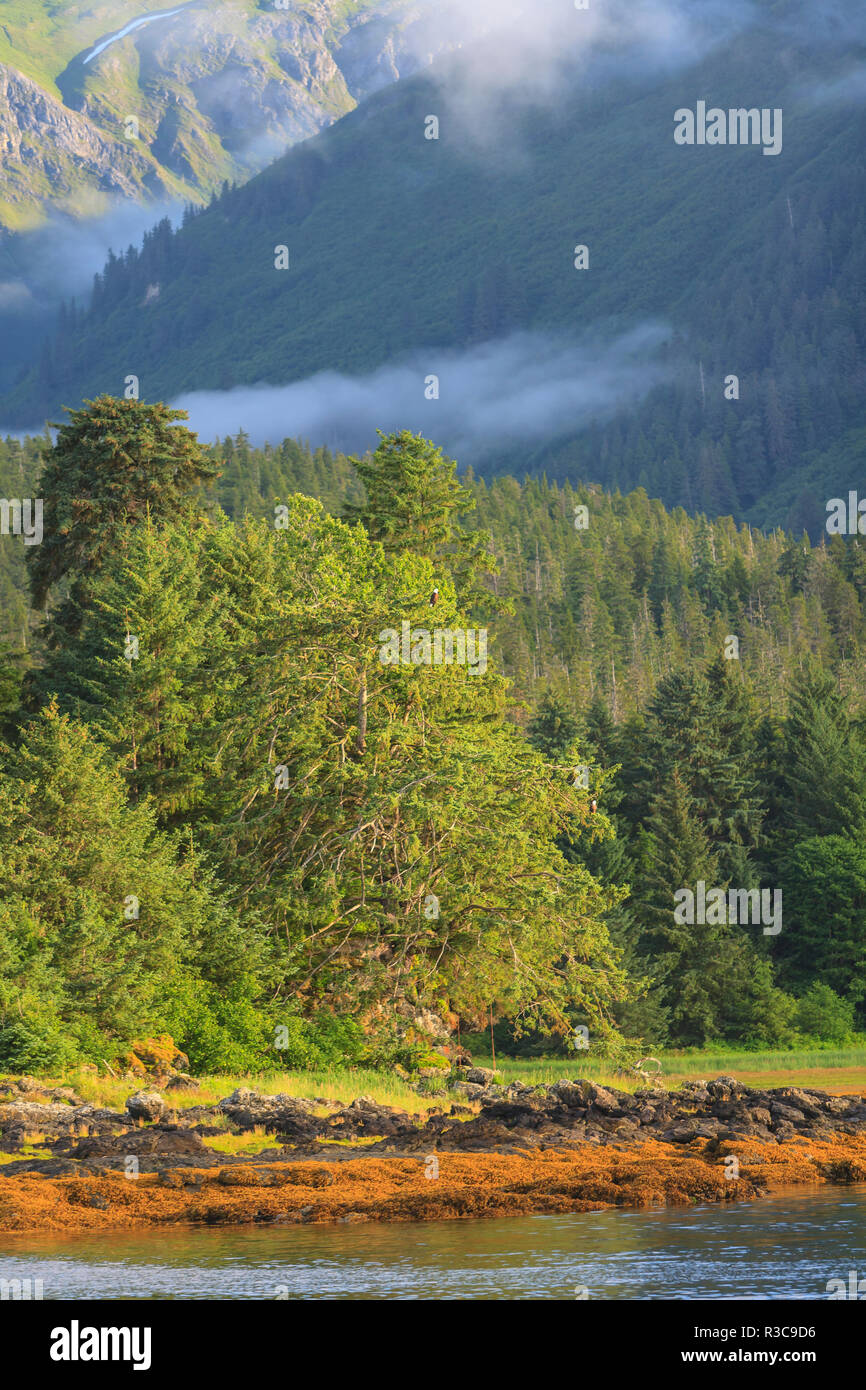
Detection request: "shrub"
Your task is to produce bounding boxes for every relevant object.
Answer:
[794,983,856,1045]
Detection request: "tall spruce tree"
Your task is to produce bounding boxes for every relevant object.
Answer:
[343,430,496,604]
[27,396,218,644]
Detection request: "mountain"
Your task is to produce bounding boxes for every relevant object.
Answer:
[0,0,457,230]
[3,0,865,529]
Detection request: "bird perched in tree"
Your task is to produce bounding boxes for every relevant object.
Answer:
[589,798,598,814]
[429,587,439,607]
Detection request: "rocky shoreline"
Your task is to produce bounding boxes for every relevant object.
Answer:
[2,1074,866,1230]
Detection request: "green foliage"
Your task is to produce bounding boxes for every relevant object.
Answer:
[27,396,217,622]
[0,705,260,1066]
[527,689,580,760]
[776,835,866,1006]
[794,984,856,1046]
[345,430,476,559]
[4,410,866,1067]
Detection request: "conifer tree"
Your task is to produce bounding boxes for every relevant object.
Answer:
[344,430,496,604]
[32,517,220,819]
[27,396,218,638]
[635,772,778,1045]
[0,706,257,1067]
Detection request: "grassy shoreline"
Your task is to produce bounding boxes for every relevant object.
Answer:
[468,1047,866,1095]
[4,1045,866,1115]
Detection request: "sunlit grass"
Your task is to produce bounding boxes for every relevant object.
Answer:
[203,1126,276,1157]
[0,1067,436,1115]
[0,1136,46,1162]
[467,1046,866,1093]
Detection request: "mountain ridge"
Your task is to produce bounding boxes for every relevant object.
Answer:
[0,0,454,228]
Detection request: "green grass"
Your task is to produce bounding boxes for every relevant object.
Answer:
[0,1,134,95]
[468,1046,866,1093]
[0,0,415,230]
[0,1138,47,1162]
[204,1126,277,1156]
[0,1066,436,1115]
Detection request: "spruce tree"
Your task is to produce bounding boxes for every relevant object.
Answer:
[27,396,218,640]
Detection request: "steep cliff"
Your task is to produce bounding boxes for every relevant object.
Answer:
[0,0,453,228]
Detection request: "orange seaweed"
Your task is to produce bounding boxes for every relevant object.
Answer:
[1,1135,864,1232]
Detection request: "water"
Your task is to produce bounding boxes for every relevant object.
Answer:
[1,1186,864,1299]
[83,8,185,65]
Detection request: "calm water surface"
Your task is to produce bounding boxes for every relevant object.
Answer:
[1,1186,864,1300]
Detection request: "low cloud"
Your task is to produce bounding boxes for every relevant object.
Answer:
[173,324,674,460]
[0,199,185,305]
[800,66,866,107]
[413,0,760,150]
[0,199,185,393]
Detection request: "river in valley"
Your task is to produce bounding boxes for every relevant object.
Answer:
[0,1185,864,1300]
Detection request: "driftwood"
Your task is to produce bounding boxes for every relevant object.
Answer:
[615,1056,663,1085]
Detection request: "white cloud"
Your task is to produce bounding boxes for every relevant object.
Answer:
[172,324,674,459]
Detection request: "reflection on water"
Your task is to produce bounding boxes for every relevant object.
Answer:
[0,1186,864,1300]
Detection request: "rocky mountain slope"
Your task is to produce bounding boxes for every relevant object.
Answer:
[0,0,455,228]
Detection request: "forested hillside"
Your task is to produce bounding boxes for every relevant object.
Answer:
[2,409,866,1069]
[3,0,864,532]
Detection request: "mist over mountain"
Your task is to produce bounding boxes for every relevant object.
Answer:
[3,0,865,530]
[172,324,675,461]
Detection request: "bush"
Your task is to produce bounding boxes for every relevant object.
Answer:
[167,976,274,1073]
[794,983,856,1045]
[167,979,369,1073]
[0,1019,80,1072]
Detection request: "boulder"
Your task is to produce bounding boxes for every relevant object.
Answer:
[453,1081,485,1100]
[549,1079,587,1108]
[707,1075,748,1100]
[69,1126,205,1160]
[581,1082,623,1114]
[770,1102,807,1125]
[411,1009,451,1041]
[0,1101,88,1139]
[165,1073,200,1091]
[465,1067,497,1086]
[126,1091,169,1122]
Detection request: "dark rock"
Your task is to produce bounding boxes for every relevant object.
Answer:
[770,1103,807,1125]
[549,1080,588,1109]
[453,1081,485,1101]
[68,1126,205,1160]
